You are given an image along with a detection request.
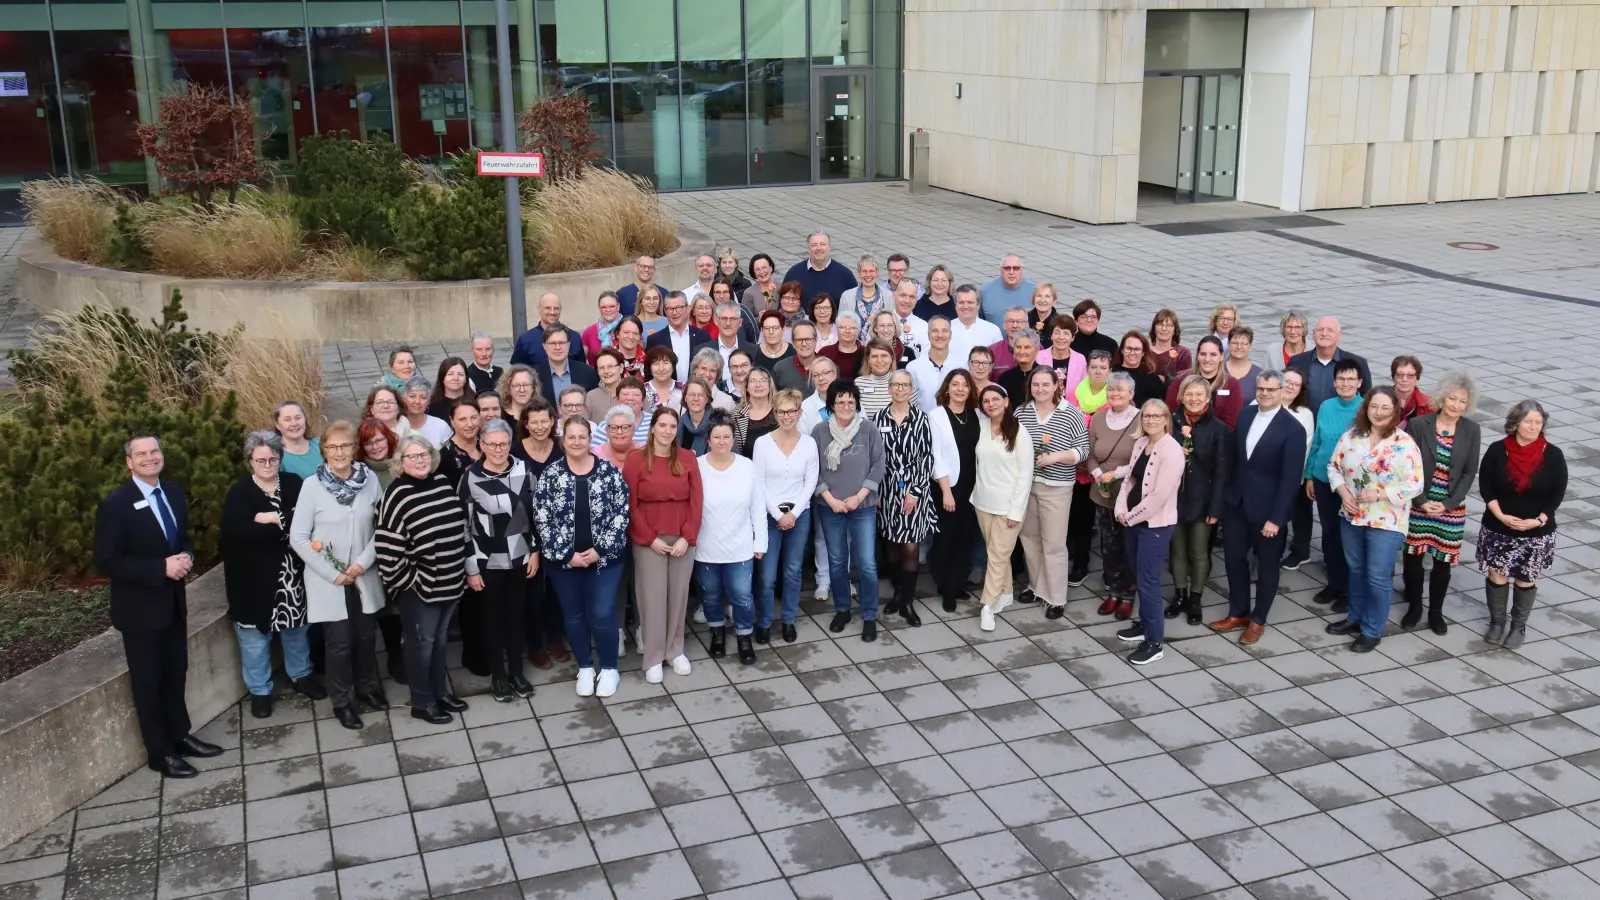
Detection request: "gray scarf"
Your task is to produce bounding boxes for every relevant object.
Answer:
[316,462,369,506]
[825,413,863,471]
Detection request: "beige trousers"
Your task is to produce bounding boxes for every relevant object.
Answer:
[977,509,1023,606]
[1020,482,1073,607]
[633,545,696,670]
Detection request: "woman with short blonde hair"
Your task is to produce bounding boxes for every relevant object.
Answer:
[1112,399,1185,666]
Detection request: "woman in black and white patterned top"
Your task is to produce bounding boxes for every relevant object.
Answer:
[877,370,939,628]
[460,419,540,704]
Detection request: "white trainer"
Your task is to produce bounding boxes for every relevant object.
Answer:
[692,607,707,624]
[814,585,831,602]
[993,593,1014,616]
[671,655,692,676]
[596,669,620,697]
[980,606,996,632]
[576,667,596,696]
[645,664,664,684]
[618,631,627,658]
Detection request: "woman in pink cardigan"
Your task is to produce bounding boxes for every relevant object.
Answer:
[1113,398,1186,666]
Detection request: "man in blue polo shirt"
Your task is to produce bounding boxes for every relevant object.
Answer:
[782,231,857,307]
[978,254,1037,326]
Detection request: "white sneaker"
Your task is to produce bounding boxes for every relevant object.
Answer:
[692,608,707,624]
[993,593,1014,616]
[671,655,692,676]
[618,631,627,658]
[814,585,831,602]
[576,667,596,696]
[633,626,643,649]
[980,606,996,632]
[596,669,620,698]
[645,664,663,684]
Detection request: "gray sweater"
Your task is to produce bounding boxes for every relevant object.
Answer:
[811,419,885,509]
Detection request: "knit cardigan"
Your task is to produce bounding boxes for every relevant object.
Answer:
[535,456,631,568]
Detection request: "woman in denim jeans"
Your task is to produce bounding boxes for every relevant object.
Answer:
[1323,387,1424,653]
[811,380,887,643]
[753,390,819,645]
[221,431,325,720]
[695,413,769,664]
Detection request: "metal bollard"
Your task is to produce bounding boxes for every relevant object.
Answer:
[909,130,930,194]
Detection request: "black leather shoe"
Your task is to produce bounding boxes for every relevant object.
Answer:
[411,706,453,725]
[1017,588,1038,604]
[1312,586,1336,605]
[862,620,878,643]
[737,635,756,665]
[829,612,851,633]
[492,678,516,702]
[753,626,771,645]
[1351,634,1381,653]
[1165,590,1186,619]
[176,735,223,758]
[781,622,797,643]
[250,694,273,719]
[1330,597,1350,615]
[900,603,922,627]
[438,694,469,713]
[1045,604,1066,620]
[334,706,363,730]
[508,674,535,698]
[1324,619,1362,636]
[359,691,389,712]
[708,626,727,658]
[942,597,959,613]
[149,754,198,778]
[292,675,328,701]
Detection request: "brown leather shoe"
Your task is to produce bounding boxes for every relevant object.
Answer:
[1239,622,1266,645]
[549,642,572,663]
[1208,616,1249,634]
[1113,600,1134,621]
[528,650,553,670]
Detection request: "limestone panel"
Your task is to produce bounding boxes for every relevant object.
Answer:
[1470,71,1540,137]
[1534,70,1578,135]
[1301,143,1367,210]
[1394,8,1453,76]
[1408,73,1475,141]
[1503,133,1594,196]
[1431,137,1504,202]
[1366,141,1433,206]
[1451,6,1512,74]
[1311,8,1386,79]
[1576,70,1600,133]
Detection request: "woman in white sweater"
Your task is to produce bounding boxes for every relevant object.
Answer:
[290,421,386,730]
[753,390,819,645]
[696,412,770,665]
[972,385,1034,631]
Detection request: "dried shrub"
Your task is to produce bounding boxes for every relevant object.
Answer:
[518,94,602,184]
[209,311,326,429]
[136,83,265,209]
[144,191,302,279]
[526,168,678,273]
[20,179,118,265]
[297,242,404,283]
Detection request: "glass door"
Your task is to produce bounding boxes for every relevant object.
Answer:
[811,67,871,182]
[1176,72,1242,202]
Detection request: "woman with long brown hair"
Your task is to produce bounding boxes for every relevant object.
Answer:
[1165,336,1243,428]
[972,384,1033,632]
[624,406,703,682]
[1114,330,1166,406]
[1148,309,1189,380]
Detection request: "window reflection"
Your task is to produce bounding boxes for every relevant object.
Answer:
[746,0,807,185]
[225,27,311,163]
[0,27,63,187]
[306,3,392,143]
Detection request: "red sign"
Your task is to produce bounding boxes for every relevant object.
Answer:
[477,152,544,177]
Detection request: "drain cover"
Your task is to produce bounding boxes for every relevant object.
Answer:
[1049,224,1074,230]
[1447,241,1498,251]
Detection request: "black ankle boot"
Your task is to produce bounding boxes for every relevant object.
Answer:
[737,635,756,665]
[1185,590,1203,626]
[899,572,922,626]
[1165,589,1186,619]
[708,626,727,658]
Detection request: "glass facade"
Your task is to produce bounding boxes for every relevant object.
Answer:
[0,0,902,191]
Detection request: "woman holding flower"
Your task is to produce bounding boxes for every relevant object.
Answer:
[1323,387,1425,652]
[1166,375,1231,625]
[1015,367,1088,619]
[291,421,387,730]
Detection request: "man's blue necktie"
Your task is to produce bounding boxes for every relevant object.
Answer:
[152,487,180,552]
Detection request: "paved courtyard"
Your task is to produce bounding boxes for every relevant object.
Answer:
[4,187,1600,899]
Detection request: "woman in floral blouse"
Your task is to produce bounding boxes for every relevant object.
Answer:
[1323,387,1424,653]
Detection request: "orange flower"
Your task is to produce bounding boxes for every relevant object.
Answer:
[310,540,324,552]
[1041,434,1052,445]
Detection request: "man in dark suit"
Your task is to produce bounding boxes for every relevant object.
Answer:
[534,327,600,401]
[1210,372,1307,645]
[645,290,713,382]
[94,435,224,778]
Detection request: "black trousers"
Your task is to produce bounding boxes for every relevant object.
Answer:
[1066,481,1096,571]
[932,484,978,602]
[1222,511,1288,623]
[398,590,455,710]
[481,567,529,680]
[524,569,567,652]
[457,587,489,676]
[325,586,380,709]
[1286,491,1314,558]
[121,607,191,764]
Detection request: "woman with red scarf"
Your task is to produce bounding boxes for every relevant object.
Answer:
[1476,400,1567,648]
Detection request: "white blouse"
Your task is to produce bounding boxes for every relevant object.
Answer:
[753,433,820,521]
[695,455,771,563]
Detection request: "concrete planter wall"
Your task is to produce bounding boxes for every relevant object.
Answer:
[16,226,708,342]
[0,567,239,850]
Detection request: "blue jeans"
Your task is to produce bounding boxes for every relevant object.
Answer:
[698,559,756,635]
[547,563,624,670]
[760,511,812,627]
[1340,519,1405,639]
[817,505,880,620]
[234,623,312,696]
[1125,523,1176,645]
[398,591,456,711]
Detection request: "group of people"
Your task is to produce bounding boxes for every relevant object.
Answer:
[95,235,1568,776]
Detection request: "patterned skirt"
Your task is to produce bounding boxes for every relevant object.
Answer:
[1475,529,1557,583]
[1405,504,1466,564]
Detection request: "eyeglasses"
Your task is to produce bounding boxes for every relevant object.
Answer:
[325,442,356,452]
[372,399,397,407]
[794,337,815,344]
[250,456,280,466]
[776,408,800,416]
[482,441,511,450]
[402,452,432,462]
[1141,414,1167,421]
[1001,265,1022,272]
[608,423,632,431]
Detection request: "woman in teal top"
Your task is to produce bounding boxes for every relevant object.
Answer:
[275,401,323,479]
[1302,359,1364,610]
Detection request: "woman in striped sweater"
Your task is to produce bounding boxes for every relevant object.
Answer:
[375,435,472,725]
[1014,366,1088,619]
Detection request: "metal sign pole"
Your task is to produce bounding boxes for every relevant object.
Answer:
[494,0,527,336]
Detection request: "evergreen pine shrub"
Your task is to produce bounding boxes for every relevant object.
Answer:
[395,150,513,281]
[290,132,410,249]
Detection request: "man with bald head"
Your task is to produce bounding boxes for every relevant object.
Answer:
[782,231,858,305]
[978,254,1037,326]
[1287,316,1370,409]
[511,292,589,368]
